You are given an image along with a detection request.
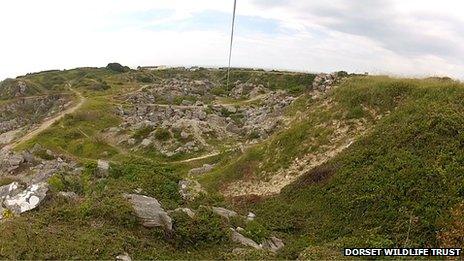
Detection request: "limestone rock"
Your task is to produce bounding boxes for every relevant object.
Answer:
[124,193,172,230]
[97,159,110,175]
[170,207,196,218]
[141,138,152,147]
[230,228,261,249]
[116,252,132,261]
[58,191,79,200]
[178,179,206,201]
[188,164,215,176]
[4,182,49,214]
[0,182,22,199]
[247,212,256,221]
[212,206,238,219]
[312,73,340,92]
[261,236,285,252]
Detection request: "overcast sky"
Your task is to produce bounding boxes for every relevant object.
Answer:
[1,0,464,80]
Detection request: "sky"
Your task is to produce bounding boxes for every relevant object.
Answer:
[1,0,464,80]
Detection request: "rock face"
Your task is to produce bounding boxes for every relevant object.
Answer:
[3,182,49,215]
[230,228,261,250]
[124,193,172,230]
[212,207,238,219]
[261,236,285,252]
[0,95,70,134]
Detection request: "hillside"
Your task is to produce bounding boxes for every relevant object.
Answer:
[0,66,462,259]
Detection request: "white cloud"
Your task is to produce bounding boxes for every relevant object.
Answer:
[0,0,464,80]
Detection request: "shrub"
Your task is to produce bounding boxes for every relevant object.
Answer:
[154,128,171,141]
[242,220,270,243]
[106,63,130,73]
[170,207,229,248]
[48,175,65,192]
[132,126,154,140]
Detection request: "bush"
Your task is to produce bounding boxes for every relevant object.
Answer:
[106,63,130,73]
[242,220,270,243]
[170,207,230,248]
[154,128,171,141]
[132,126,154,141]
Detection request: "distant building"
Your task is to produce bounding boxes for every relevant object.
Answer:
[138,65,168,71]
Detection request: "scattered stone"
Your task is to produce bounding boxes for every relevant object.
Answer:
[124,193,172,230]
[230,228,261,250]
[178,179,206,201]
[180,131,189,139]
[4,182,49,214]
[170,207,196,218]
[58,191,79,200]
[141,138,152,147]
[188,164,215,176]
[225,105,237,114]
[127,138,136,145]
[312,73,340,92]
[247,212,256,221]
[212,207,238,219]
[116,252,132,261]
[261,237,285,252]
[22,151,35,163]
[0,130,19,145]
[97,159,110,175]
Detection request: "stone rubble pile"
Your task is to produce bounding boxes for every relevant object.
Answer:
[0,145,78,220]
[312,73,341,92]
[112,78,296,157]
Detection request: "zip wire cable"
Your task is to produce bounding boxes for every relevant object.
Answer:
[226,0,237,91]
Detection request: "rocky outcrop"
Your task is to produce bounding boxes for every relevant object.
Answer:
[111,78,297,157]
[261,237,285,252]
[230,228,261,249]
[0,95,71,135]
[3,182,49,215]
[124,193,172,230]
[312,73,340,92]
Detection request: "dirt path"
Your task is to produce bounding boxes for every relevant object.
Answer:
[173,151,221,163]
[3,85,86,151]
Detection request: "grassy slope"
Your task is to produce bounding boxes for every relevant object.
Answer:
[0,67,315,259]
[238,77,464,259]
[3,69,463,259]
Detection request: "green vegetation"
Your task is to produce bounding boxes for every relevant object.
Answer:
[170,207,230,248]
[18,98,121,160]
[154,128,171,141]
[106,63,131,73]
[132,125,155,141]
[2,66,464,259]
[239,77,464,259]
